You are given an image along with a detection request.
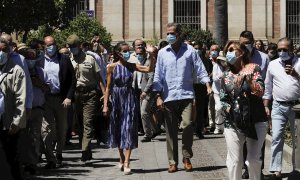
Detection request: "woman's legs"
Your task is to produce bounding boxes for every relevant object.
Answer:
[246,122,267,180]
[118,148,125,164]
[124,148,132,166]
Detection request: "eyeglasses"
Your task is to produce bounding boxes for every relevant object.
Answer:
[277,48,288,52]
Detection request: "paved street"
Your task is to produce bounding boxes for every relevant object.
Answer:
[28,132,292,180]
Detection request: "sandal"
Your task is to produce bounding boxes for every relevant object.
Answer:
[123,161,132,175]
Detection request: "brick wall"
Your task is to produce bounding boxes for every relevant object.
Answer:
[161,0,168,38]
[273,0,281,40]
[95,0,103,25]
[207,0,215,33]
[246,0,252,31]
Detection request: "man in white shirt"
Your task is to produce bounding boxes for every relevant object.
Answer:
[263,37,300,179]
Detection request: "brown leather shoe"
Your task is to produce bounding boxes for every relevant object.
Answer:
[183,158,193,172]
[168,164,177,173]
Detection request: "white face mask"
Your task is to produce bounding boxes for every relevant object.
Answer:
[0,51,9,65]
[278,51,290,61]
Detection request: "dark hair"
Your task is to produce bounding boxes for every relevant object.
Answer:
[278,37,294,51]
[267,42,277,51]
[240,31,254,43]
[29,38,44,49]
[132,39,146,48]
[81,42,91,49]
[115,41,129,52]
[255,40,265,52]
[158,40,168,50]
[166,22,182,35]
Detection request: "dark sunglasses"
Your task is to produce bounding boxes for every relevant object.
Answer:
[277,48,288,52]
[166,33,176,35]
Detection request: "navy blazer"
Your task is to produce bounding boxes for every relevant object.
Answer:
[39,54,76,100]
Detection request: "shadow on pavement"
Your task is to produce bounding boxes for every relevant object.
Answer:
[192,165,227,172]
[132,168,168,174]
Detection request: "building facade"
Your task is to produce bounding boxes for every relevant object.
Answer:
[76,0,300,45]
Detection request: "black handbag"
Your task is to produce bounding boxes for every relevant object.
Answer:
[229,76,256,139]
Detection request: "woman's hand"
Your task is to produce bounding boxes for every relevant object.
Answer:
[103,106,109,117]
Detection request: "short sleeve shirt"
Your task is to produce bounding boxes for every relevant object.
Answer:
[71,52,100,87]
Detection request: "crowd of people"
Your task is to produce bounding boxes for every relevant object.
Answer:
[0,22,300,180]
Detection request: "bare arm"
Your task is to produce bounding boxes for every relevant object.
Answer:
[103,64,115,116]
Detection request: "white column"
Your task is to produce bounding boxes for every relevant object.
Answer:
[280,0,286,37]
[201,0,207,30]
[89,0,95,17]
[252,0,267,40]
[227,0,246,40]
[168,0,174,22]
[102,0,123,41]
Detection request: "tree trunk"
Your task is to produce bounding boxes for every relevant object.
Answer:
[214,0,228,48]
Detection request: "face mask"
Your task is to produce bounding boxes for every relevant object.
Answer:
[0,51,9,65]
[278,51,290,61]
[27,60,37,69]
[245,44,253,53]
[211,51,219,58]
[226,51,237,65]
[70,47,79,56]
[122,52,130,61]
[136,54,145,63]
[166,34,177,45]
[46,45,57,57]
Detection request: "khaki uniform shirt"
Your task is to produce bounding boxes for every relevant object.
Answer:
[0,59,26,130]
[70,51,100,88]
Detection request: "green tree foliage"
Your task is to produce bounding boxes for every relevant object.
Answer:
[27,13,112,49]
[0,0,59,33]
[181,25,216,48]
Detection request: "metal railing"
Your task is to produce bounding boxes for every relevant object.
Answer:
[174,0,201,30]
[287,0,300,45]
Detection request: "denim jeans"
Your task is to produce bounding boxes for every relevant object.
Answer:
[270,100,296,172]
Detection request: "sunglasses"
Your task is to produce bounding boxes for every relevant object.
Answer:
[277,48,288,52]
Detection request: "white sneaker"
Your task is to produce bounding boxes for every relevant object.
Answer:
[214,129,223,135]
[124,162,132,175]
[117,162,124,171]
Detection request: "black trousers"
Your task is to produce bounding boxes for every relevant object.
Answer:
[0,129,22,180]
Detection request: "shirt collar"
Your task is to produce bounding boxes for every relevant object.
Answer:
[45,54,58,61]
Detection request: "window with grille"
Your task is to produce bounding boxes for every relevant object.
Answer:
[174,0,201,30]
[287,0,300,45]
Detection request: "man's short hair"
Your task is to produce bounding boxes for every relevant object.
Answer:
[132,39,146,48]
[166,22,182,35]
[278,37,294,51]
[240,31,254,42]
[0,37,9,51]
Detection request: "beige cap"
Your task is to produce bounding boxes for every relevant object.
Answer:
[17,43,29,51]
[217,51,226,61]
[66,34,80,46]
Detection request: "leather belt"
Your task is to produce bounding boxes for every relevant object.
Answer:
[277,100,299,106]
[76,85,96,93]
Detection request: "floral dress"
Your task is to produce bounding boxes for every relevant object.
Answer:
[220,63,266,139]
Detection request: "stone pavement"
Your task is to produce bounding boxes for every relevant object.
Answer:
[28,132,292,180]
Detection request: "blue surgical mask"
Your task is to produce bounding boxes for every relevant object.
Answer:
[70,47,79,56]
[46,45,57,57]
[278,51,290,61]
[122,52,130,61]
[245,44,253,53]
[27,60,37,69]
[211,51,219,58]
[166,34,177,45]
[226,51,237,65]
[0,51,9,65]
[136,54,145,63]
